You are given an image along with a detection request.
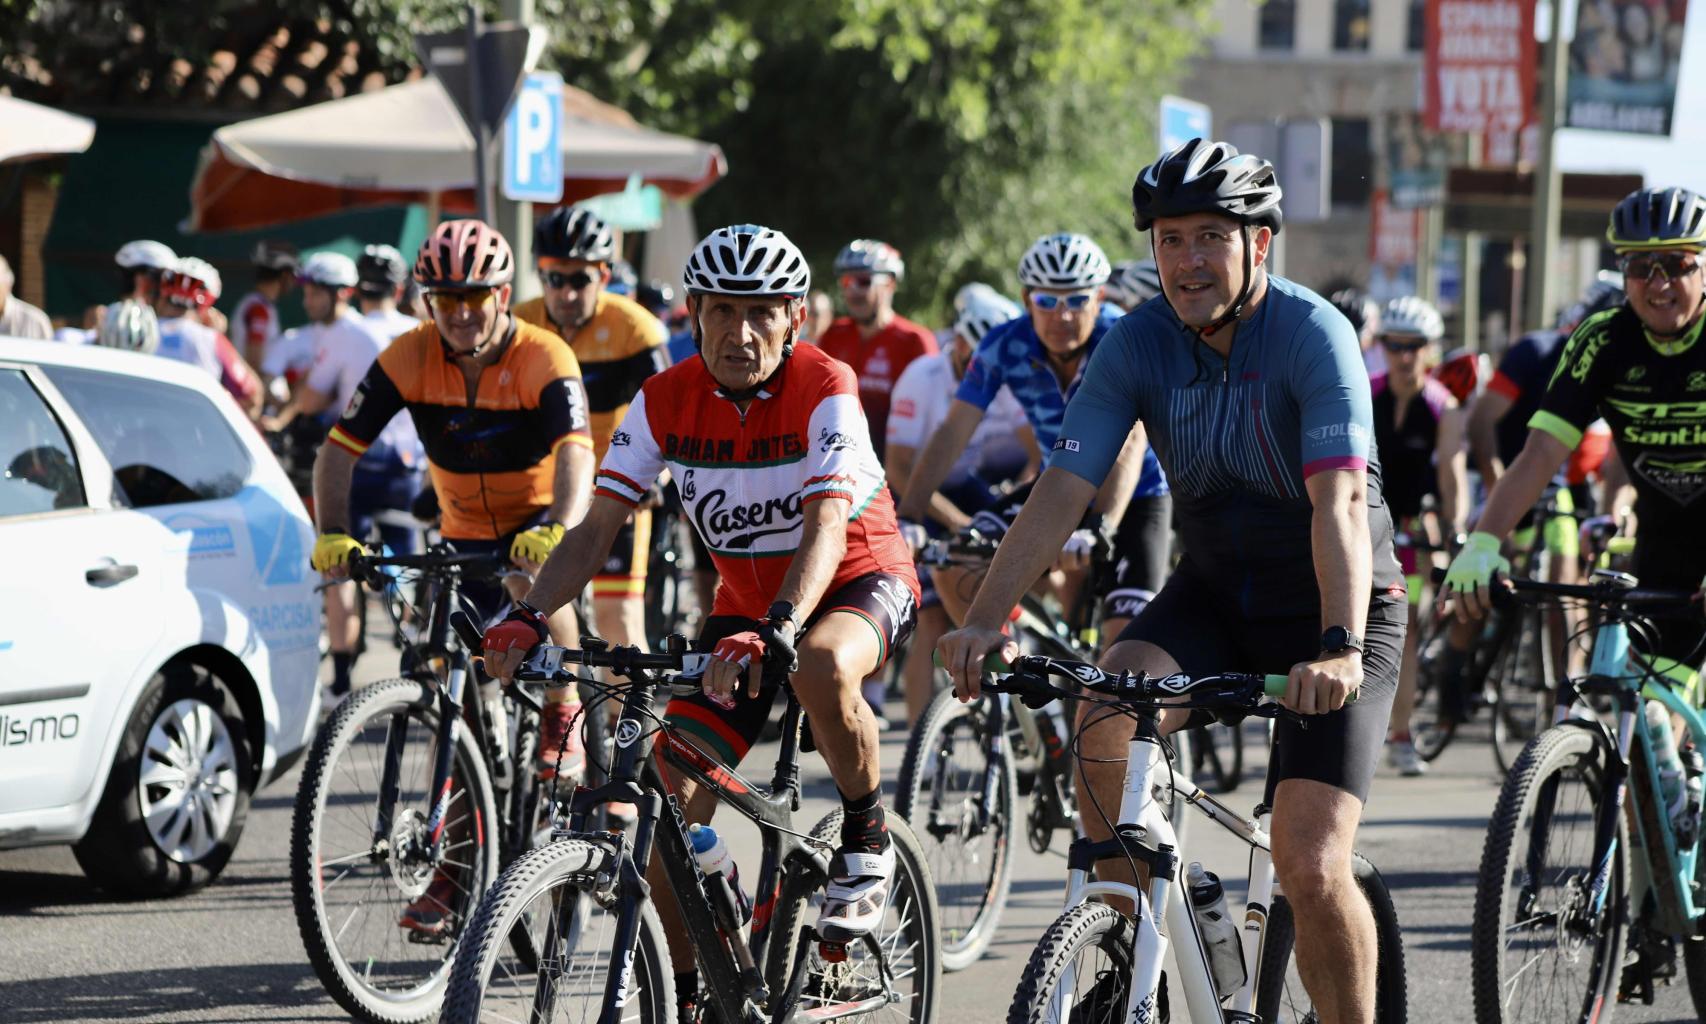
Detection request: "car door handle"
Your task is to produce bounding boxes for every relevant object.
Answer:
[85,563,139,586]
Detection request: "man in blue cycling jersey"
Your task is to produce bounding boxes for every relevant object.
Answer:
[939,139,1406,1023]
[897,232,1170,644]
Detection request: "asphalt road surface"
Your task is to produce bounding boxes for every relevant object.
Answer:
[4,655,1701,1023]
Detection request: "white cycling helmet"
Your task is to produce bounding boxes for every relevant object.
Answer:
[298,251,360,289]
[115,239,177,272]
[954,288,1022,346]
[96,299,161,354]
[683,224,811,298]
[1106,260,1162,308]
[833,239,905,280]
[1380,296,1444,342]
[1018,233,1111,290]
[167,256,223,304]
[953,281,1001,314]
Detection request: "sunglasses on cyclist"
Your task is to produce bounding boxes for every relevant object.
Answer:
[541,268,599,290]
[427,287,496,309]
[840,273,875,290]
[1618,251,1702,284]
[1380,337,1430,353]
[1029,291,1096,312]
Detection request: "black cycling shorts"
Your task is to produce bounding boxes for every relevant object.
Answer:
[664,573,917,766]
[1105,495,1172,620]
[443,509,549,625]
[592,508,652,601]
[1630,539,1706,664]
[970,484,1173,622]
[1114,560,1405,804]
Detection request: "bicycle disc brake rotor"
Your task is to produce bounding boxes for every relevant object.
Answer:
[387,807,435,899]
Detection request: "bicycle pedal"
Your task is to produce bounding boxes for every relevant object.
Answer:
[818,940,849,963]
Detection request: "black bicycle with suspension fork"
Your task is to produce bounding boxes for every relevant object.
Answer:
[440,618,942,1024]
[290,548,564,1024]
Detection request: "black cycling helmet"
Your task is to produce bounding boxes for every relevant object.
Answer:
[356,244,409,294]
[534,206,617,263]
[251,239,299,272]
[1606,187,1706,252]
[1330,288,1380,335]
[1131,138,1284,235]
[636,279,675,315]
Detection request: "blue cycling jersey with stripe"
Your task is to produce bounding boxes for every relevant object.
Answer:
[1047,276,1402,617]
[955,306,1169,498]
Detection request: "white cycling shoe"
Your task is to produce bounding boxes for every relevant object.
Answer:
[817,840,895,941]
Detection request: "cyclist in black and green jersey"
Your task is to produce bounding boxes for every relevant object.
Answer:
[1447,186,1706,699]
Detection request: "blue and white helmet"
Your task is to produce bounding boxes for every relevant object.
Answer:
[954,288,1022,346]
[1105,260,1162,308]
[683,225,811,298]
[1018,233,1111,290]
[1380,296,1444,341]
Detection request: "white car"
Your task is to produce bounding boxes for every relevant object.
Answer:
[0,337,320,896]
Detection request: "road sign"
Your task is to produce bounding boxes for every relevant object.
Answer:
[503,71,564,203]
[1159,95,1211,154]
[417,22,546,136]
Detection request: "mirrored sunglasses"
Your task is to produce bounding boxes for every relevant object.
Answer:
[427,287,496,309]
[1619,251,1701,284]
[542,269,599,290]
[1030,291,1095,312]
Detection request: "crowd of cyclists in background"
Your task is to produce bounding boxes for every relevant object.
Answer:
[29,176,1689,788]
[20,138,1706,1019]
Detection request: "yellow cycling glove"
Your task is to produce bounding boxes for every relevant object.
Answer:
[1443,531,1509,596]
[510,522,566,565]
[311,532,367,573]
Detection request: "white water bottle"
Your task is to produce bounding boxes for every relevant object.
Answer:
[1645,701,1686,817]
[1186,861,1246,999]
[690,824,752,924]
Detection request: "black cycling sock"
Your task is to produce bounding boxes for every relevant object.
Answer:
[1438,645,1470,720]
[331,652,354,695]
[675,970,700,1017]
[838,786,887,854]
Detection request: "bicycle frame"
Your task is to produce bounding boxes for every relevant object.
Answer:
[1057,712,1281,1023]
[537,661,834,1024]
[1564,614,1706,934]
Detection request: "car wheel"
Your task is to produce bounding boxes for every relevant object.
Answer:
[73,663,253,897]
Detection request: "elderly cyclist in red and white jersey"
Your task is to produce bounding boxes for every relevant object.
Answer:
[482,224,921,988]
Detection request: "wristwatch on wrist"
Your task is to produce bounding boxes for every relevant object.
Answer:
[764,601,800,635]
[1320,625,1365,656]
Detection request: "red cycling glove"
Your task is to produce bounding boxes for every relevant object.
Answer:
[483,602,551,658]
[708,631,767,708]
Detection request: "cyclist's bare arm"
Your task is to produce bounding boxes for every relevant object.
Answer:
[312,442,359,539]
[522,495,631,617]
[1436,404,1470,535]
[886,442,971,531]
[776,494,851,619]
[1473,429,1572,540]
[263,384,333,433]
[1294,468,1372,713]
[897,399,984,521]
[1091,422,1150,528]
[1466,389,1513,487]
[941,466,1095,698]
[547,438,596,528]
[1017,422,1042,482]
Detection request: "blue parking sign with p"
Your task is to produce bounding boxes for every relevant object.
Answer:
[503,72,564,203]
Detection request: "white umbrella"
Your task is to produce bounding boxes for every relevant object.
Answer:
[187,77,725,231]
[0,95,96,164]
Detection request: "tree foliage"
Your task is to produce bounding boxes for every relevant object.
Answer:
[3,0,1216,319]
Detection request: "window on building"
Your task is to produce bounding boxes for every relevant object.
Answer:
[1334,0,1372,51]
[1330,118,1373,207]
[1258,0,1296,51]
[1407,0,1427,51]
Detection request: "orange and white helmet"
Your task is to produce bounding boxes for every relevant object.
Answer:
[413,219,515,290]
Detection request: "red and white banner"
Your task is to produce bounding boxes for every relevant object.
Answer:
[1369,191,1423,269]
[1424,0,1537,135]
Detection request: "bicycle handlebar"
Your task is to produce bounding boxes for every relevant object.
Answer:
[1428,566,1698,609]
[449,609,706,684]
[934,650,1293,710]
